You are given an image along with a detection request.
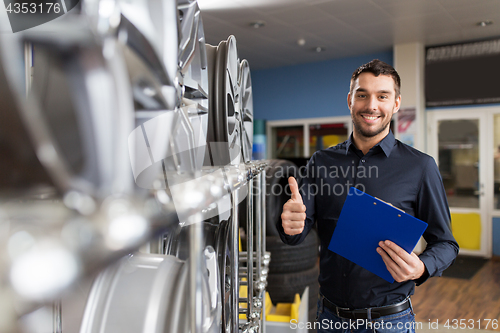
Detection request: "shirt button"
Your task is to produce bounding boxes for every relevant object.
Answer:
[343,273,347,277]
[361,159,365,163]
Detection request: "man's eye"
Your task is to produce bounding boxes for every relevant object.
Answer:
[379,95,388,99]
[357,94,366,98]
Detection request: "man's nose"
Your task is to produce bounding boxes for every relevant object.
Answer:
[367,96,378,110]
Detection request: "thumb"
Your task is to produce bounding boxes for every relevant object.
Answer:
[288,177,302,203]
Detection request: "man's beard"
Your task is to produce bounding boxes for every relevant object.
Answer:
[351,113,392,138]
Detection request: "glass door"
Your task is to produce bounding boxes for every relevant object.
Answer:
[429,111,488,256]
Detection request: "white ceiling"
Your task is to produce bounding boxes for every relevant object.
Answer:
[198,0,500,70]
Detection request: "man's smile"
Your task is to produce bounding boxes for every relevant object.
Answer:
[361,114,381,123]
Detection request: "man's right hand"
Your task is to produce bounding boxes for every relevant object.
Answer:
[281,177,306,235]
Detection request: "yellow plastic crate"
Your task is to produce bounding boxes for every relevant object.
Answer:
[265,292,300,323]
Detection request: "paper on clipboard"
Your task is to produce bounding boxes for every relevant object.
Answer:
[327,187,428,283]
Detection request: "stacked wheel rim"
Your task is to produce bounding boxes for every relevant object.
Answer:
[239,59,254,163]
[213,36,242,165]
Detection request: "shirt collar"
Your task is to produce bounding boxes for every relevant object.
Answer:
[345,130,396,157]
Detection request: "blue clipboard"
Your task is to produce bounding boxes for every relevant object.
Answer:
[328,187,428,283]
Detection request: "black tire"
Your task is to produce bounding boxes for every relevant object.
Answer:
[265,159,298,236]
[267,229,319,274]
[267,263,319,309]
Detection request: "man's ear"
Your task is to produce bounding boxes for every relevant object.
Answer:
[394,94,401,113]
[347,92,352,112]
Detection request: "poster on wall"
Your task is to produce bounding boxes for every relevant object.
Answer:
[398,108,416,147]
[425,38,500,107]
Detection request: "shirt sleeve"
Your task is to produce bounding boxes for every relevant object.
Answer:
[415,156,459,285]
[277,154,317,245]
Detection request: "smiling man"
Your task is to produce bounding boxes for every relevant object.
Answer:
[279,59,458,333]
[349,65,400,153]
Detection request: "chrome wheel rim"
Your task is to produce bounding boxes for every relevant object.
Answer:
[239,60,254,163]
[214,36,242,166]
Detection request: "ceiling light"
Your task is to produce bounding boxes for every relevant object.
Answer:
[250,21,265,29]
[476,20,493,27]
[198,0,279,10]
[297,38,306,46]
[314,46,325,53]
[197,0,240,10]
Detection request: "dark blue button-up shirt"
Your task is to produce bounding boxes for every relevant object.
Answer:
[278,131,459,309]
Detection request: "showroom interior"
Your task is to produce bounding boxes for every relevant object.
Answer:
[1,0,500,332]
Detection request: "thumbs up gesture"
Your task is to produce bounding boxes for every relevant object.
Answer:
[281,177,307,235]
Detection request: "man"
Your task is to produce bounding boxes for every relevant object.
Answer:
[279,59,458,333]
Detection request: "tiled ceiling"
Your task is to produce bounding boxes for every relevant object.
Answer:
[198,0,500,70]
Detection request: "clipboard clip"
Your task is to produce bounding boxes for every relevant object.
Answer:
[374,197,406,214]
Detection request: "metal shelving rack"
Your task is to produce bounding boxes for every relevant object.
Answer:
[238,163,269,333]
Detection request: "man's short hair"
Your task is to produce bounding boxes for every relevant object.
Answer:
[350,59,401,97]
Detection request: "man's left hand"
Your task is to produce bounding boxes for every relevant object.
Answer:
[377,240,425,282]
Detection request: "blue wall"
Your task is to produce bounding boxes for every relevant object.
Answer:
[252,51,393,121]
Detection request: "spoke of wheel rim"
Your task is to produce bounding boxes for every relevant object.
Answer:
[229,130,239,150]
[177,0,209,171]
[178,0,198,70]
[243,133,252,153]
[225,88,237,141]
